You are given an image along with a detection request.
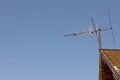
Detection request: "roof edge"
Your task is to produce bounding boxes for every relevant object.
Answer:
[100,48,120,52]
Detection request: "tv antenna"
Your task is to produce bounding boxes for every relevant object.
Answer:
[64,11,115,49]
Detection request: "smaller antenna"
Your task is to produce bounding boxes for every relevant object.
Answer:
[64,11,115,48]
[88,26,93,37]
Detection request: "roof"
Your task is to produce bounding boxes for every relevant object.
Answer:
[100,49,120,80]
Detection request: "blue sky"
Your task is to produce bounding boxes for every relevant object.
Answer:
[0,0,120,80]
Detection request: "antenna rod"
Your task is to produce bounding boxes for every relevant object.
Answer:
[91,17,101,48]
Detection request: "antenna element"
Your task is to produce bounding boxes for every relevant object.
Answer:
[108,10,115,44]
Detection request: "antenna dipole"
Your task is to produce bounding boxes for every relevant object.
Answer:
[108,10,115,44]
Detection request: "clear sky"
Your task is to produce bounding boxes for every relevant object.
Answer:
[0,0,120,80]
